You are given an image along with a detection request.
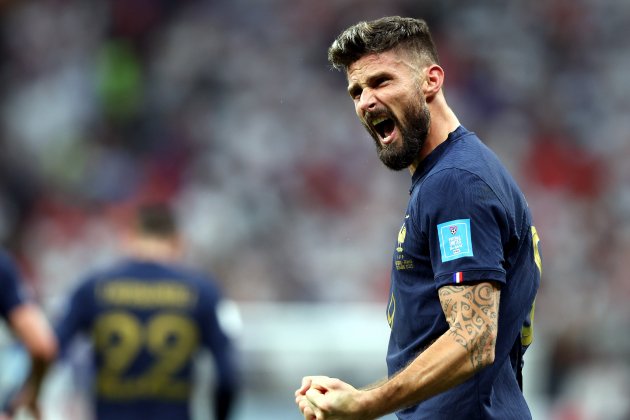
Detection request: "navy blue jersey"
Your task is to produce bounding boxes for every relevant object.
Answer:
[55,259,238,420]
[0,251,28,320]
[386,126,540,419]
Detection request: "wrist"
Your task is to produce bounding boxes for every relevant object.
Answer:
[358,387,387,420]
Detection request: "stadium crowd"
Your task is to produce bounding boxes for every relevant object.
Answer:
[0,0,629,418]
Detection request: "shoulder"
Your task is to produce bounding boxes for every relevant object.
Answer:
[416,137,515,210]
[410,166,510,237]
[193,273,224,303]
[417,166,496,208]
[432,129,506,177]
[70,260,128,297]
[0,251,28,317]
[166,264,224,301]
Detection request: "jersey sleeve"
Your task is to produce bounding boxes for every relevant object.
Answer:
[196,279,239,419]
[420,168,510,288]
[197,281,236,365]
[54,279,95,355]
[0,252,28,320]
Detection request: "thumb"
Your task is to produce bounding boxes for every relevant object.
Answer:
[296,377,313,397]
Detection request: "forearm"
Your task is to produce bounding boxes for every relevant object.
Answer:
[362,332,484,417]
[362,282,500,418]
[212,353,239,420]
[213,384,236,420]
[9,304,57,361]
[296,282,500,419]
[4,303,58,416]
[297,337,488,420]
[20,355,51,404]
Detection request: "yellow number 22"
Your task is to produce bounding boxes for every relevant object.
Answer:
[93,310,199,400]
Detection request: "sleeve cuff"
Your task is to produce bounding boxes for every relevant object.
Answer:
[435,268,506,288]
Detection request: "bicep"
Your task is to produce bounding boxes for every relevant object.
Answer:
[438,282,501,369]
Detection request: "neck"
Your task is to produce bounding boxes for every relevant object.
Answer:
[408,91,460,175]
[126,236,181,263]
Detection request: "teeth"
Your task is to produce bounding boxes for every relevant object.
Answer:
[371,117,387,126]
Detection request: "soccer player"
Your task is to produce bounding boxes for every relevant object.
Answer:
[54,203,239,420]
[0,250,57,419]
[295,17,541,419]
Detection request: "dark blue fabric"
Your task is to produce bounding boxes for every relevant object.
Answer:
[386,126,540,419]
[55,259,238,420]
[0,251,27,320]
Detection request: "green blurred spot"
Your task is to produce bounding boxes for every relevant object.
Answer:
[96,40,143,121]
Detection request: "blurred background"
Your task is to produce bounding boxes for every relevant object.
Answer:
[0,0,629,419]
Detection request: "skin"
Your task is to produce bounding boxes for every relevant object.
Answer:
[346,47,460,174]
[9,304,57,363]
[5,228,183,419]
[295,49,501,419]
[4,303,58,419]
[296,282,501,420]
[122,230,184,262]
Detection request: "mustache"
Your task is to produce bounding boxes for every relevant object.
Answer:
[363,108,393,124]
[362,109,399,141]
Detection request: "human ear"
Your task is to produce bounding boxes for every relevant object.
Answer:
[422,64,444,100]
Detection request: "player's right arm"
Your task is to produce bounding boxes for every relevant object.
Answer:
[4,303,58,419]
[0,253,57,419]
[370,281,500,412]
[0,253,56,360]
[8,304,57,362]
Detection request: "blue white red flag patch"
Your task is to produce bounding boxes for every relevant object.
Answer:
[453,272,464,283]
[437,218,474,262]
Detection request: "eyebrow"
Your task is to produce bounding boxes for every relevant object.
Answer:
[347,71,391,97]
[347,82,361,98]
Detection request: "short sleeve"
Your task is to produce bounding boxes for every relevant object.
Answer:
[54,280,95,354]
[0,252,28,319]
[421,169,509,288]
[197,281,231,352]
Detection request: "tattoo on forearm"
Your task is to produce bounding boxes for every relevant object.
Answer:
[438,282,500,370]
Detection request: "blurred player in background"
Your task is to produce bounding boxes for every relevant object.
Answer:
[296,16,541,419]
[51,203,239,420]
[0,250,57,419]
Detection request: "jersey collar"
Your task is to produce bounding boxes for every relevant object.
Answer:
[409,125,468,193]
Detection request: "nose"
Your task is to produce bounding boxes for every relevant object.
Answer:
[356,88,377,115]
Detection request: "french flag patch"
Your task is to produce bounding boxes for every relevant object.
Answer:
[453,272,464,283]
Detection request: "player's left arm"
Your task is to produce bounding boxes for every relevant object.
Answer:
[297,281,501,420]
[198,285,240,420]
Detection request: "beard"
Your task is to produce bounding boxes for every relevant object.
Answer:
[365,100,430,171]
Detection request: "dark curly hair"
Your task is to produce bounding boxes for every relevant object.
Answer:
[328,16,440,72]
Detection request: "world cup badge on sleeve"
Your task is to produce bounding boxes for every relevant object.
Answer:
[437,219,474,262]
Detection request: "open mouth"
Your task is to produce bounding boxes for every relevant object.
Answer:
[371,116,396,141]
